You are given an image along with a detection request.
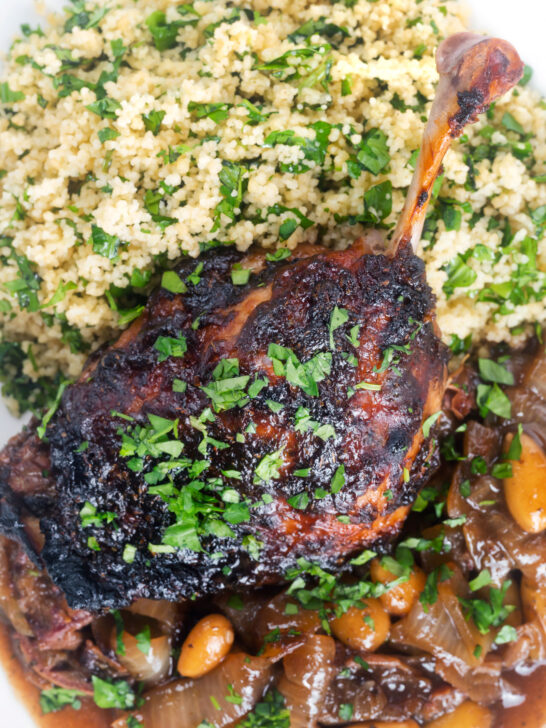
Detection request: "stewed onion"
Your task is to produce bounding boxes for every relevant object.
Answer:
[117,630,171,684]
[125,652,272,728]
[278,635,336,728]
[390,568,495,695]
[253,592,321,658]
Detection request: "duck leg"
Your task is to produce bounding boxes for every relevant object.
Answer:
[0,35,525,613]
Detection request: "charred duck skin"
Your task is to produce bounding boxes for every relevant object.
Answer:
[0,34,523,612]
[41,241,445,610]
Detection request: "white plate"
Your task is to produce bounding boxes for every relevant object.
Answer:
[0,1,545,725]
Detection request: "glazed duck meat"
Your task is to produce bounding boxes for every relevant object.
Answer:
[0,34,523,612]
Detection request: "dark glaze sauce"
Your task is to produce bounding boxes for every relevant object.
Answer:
[1,620,546,728]
[499,666,546,727]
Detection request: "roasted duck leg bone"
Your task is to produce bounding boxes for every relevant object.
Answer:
[390,32,524,256]
[0,33,523,612]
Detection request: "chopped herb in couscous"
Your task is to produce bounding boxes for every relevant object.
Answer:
[0,0,544,413]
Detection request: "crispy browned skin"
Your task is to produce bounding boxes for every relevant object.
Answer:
[26,239,443,610]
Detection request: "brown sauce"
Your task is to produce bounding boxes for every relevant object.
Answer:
[498,666,546,728]
[2,618,546,728]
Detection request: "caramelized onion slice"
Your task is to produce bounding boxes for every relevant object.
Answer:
[253,592,321,658]
[117,631,171,685]
[278,635,336,728]
[390,571,492,672]
[128,652,272,728]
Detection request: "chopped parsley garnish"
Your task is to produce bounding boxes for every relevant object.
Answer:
[329,306,349,349]
[339,703,354,721]
[254,45,332,90]
[362,180,392,224]
[238,689,290,728]
[459,580,516,635]
[267,343,331,397]
[87,536,100,551]
[145,8,198,51]
[213,161,248,230]
[478,358,514,386]
[238,99,277,126]
[469,569,492,592]
[188,102,233,123]
[254,448,285,483]
[354,381,381,392]
[288,17,349,45]
[501,112,525,136]
[40,687,84,714]
[442,253,477,298]
[86,96,121,120]
[505,424,523,461]
[172,378,188,394]
[265,247,292,262]
[154,333,187,362]
[263,122,332,174]
[161,270,187,294]
[136,624,152,655]
[285,557,407,631]
[202,373,251,411]
[231,264,250,285]
[288,491,309,510]
[122,544,136,563]
[422,411,442,437]
[79,501,116,528]
[491,462,513,479]
[90,225,125,260]
[92,676,135,710]
[64,1,109,33]
[419,563,453,610]
[200,358,254,411]
[346,325,360,348]
[36,378,71,439]
[345,127,390,177]
[98,127,120,143]
[0,82,25,104]
[142,109,166,135]
[267,204,314,240]
[330,465,346,494]
[119,413,183,467]
[495,624,518,644]
[476,382,511,419]
[294,406,335,441]
[144,189,178,231]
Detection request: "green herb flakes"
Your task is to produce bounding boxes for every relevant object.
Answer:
[142,109,166,135]
[92,676,135,710]
[40,687,83,714]
[154,333,188,362]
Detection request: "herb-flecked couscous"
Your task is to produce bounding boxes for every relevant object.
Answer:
[0,0,544,413]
